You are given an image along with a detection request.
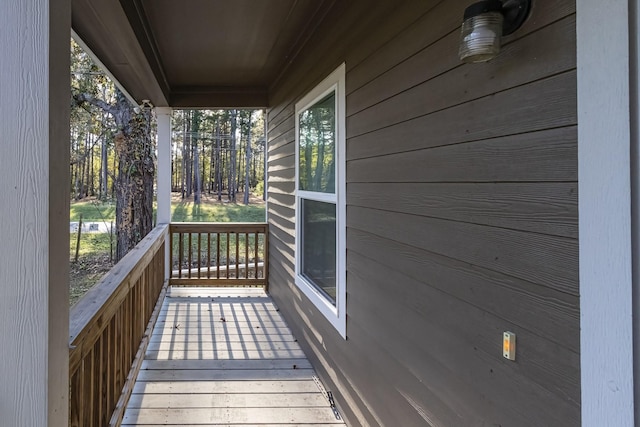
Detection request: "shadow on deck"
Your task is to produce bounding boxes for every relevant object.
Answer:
[69,223,343,426]
[122,287,345,426]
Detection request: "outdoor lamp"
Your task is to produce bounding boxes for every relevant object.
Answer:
[458,0,531,63]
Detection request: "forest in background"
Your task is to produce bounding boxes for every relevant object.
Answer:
[70,39,266,207]
[171,109,265,205]
[70,39,118,202]
[69,38,266,304]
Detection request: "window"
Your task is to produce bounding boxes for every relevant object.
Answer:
[295,64,346,337]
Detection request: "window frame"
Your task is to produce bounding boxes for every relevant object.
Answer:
[294,63,346,338]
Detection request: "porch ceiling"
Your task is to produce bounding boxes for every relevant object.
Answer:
[71,0,335,108]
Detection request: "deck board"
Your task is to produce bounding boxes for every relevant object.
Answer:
[122,408,342,424]
[122,287,344,426]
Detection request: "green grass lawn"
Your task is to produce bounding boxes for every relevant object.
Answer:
[170,200,265,222]
[70,200,116,222]
[70,232,114,259]
[69,196,265,261]
[69,195,266,305]
[69,201,265,261]
[70,197,266,223]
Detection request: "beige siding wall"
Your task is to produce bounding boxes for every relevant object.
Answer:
[266,0,578,425]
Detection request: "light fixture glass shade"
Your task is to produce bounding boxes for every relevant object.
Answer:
[459,12,503,63]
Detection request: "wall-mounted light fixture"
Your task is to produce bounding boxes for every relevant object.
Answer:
[458,0,531,63]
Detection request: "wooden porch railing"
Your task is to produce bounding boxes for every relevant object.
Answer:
[169,222,269,289]
[67,222,268,426]
[69,224,168,427]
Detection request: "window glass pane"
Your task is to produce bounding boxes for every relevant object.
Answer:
[301,199,336,304]
[298,92,336,193]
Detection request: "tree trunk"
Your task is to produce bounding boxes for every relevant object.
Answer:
[111,148,117,198]
[201,140,206,196]
[88,133,95,196]
[100,135,108,199]
[244,114,252,205]
[237,133,244,194]
[229,110,237,202]
[113,95,155,261]
[209,126,215,194]
[80,129,86,198]
[183,110,192,199]
[74,89,155,262]
[99,86,109,200]
[193,134,201,204]
[216,121,222,201]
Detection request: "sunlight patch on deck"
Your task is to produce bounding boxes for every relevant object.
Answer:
[122,287,344,426]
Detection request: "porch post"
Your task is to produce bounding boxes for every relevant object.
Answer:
[0,0,70,425]
[157,107,172,280]
[157,107,172,224]
[578,0,636,425]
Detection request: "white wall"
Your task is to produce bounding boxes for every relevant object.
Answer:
[578,1,636,425]
[0,0,70,425]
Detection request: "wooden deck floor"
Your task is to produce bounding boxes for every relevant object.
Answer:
[122,287,345,426]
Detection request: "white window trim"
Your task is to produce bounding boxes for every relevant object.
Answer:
[294,63,346,338]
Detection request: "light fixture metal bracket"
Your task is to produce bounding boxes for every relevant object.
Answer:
[501,0,531,36]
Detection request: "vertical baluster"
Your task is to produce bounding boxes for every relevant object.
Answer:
[116,306,122,409]
[235,232,240,280]
[139,268,144,327]
[93,339,102,427]
[128,290,134,374]
[116,301,123,397]
[155,245,162,293]
[178,232,183,279]
[138,277,143,341]
[81,354,88,427]
[133,278,139,346]
[104,323,112,422]
[254,231,259,279]
[245,232,249,280]
[125,291,131,386]
[116,309,124,400]
[264,227,269,291]
[121,299,128,395]
[216,231,221,279]
[130,285,135,357]
[109,316,117,417]
[126,287,132,366]
[93,346,100,426]
[70,365,83,427]
[188,232,193,279]
[169,228,174,278]
[96,336,104,426]
[197,232,202,278]
[84,349,94,427]
[207,233,211,279]
[226,232,230,279]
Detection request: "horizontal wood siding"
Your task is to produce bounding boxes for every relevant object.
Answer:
[266,0,578,425]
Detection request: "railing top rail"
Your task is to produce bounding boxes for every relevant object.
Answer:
[169,222,268,233]
[69,224,168,348]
